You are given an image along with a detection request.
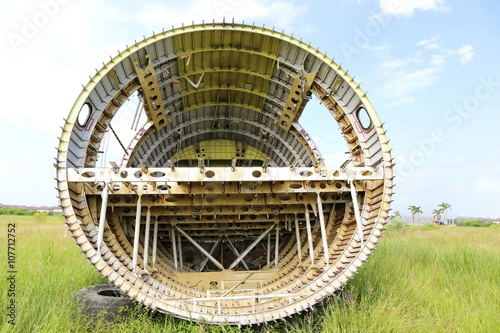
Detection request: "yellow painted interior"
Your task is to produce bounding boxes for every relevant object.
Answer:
[174,139,268,161]
[173,30,279,113]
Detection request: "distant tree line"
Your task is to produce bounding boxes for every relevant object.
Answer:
[456,220,496,227]
[0,207,55,216]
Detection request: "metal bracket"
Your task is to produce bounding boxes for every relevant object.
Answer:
[135,58,168,130]
[278,71,316,132]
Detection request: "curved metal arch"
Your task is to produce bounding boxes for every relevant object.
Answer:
[56,22,394,326]
[158,67,298,103]
[146,129,291,168]
[126,107,319,168]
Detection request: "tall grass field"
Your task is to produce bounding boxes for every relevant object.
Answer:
[1,215,499,332]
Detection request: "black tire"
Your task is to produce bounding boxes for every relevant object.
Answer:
[74,284,136,321]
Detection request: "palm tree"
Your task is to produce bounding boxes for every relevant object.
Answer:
[439,202,452,223]
[432,208,444,221]
[390,210,401,221]
[408,205,423,225]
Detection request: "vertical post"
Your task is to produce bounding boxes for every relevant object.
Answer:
[349,181,365,244]
[178,231,183,269]
[317,193,330,265]
[304,204,315,264]
[294,214,302,262]
[274,226,280,268]
[220,241,224,267]
[171,226,178,270]
[152,216,159,267]
[267,234,271,267]
[132,196,142,272]
[143,207,151,271]
[96,183,108,255]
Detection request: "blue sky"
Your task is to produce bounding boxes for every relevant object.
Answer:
[1,0,499,218]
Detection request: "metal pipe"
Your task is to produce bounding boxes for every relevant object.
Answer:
[229,224,275,270]
[199,238,221,272]
[176,226,225,270]
[132,98,143,131]
[226,238,249,270]
[132,196,142,272]
[143,207,151,270]
[317,193,329,265]
[171,226,178,270]
[221,272,255,297]
[267,233,271,267]
[152,216,158,267]
[178,231,183,269]
[131,98,141,130]
[294,214,302,262]
[304,204,315,264]
[274,226,280,268]
[350,180,365,244]
[96,184,108,254]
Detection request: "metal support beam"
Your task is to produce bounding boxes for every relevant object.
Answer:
[310,202,318,217]
[294,214,302,262]
[68,166,383,185]
[304,204,315,264]
[221,272,255,297]
[135,58,168,130]
[178,231,183,269]
[267,234,271,267]
[350,180,365,244]
[132,196,142,272]
[176,226,225,271]
[274,226,280,268]
[131,96,143,131]
[199,238,221,272]
[142,207,151,272]
[228,224,275,270]
[96,184,108,255]
[226,238,249,270]
[171,226,178,270]
[317,193,329,265]
[278,71,316,131]
[152,216,158,268]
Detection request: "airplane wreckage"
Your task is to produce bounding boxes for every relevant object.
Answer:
[56,22,394,325]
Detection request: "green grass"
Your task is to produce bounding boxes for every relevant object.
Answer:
[1,216,499,332]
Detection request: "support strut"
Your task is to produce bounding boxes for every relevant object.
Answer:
[96,184,108,255]
[132,196,142,272]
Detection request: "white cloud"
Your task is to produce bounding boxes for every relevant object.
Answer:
[0,0,309,134]
[416,35,441,46]
[376,49,443,106]
[379,58,407,71]
[430,54,447,67]
[134,0,307,32]
[361,44,391,52]
[375,39,475,105]
[380,66,441,105]
[379,0,451,16]
[457,45,474,65]
[0,0,315,205]
[0,1,98,134]
[424,43,440,50]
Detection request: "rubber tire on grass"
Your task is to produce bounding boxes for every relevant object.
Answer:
[74,284,136,322]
